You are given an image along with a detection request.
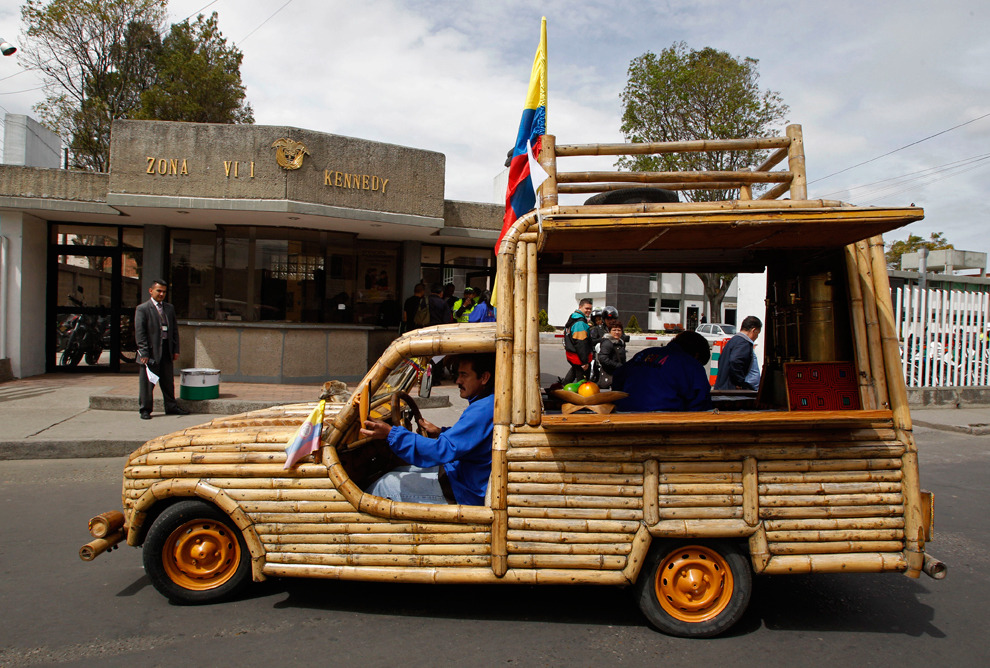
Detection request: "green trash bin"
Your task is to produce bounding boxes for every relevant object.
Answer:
[179,368,220,400]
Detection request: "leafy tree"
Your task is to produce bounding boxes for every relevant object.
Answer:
[20,0,168,170]
[135,12,253,124]
[619,42,788,317]
[886,233,954,270]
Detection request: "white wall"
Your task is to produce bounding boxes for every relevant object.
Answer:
[736,270,768,371]
[2,114,61,168]
[0,212,48,377]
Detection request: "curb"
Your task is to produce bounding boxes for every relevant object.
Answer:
[0,439,145,460]
[912,420,990,435]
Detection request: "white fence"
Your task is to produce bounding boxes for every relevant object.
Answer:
[894,286,990,387]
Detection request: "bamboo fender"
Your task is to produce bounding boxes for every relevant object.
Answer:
[129,480,268,582]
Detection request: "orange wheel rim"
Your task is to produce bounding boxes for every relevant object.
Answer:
[654,545,733,623]
[162,519,240,591]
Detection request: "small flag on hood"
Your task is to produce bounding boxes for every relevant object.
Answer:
[283,400,325,469]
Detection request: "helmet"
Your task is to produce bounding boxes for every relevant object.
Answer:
[603,306,619,319]
[591,308,602,317]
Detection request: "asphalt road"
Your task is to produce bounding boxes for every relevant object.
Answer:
[0,426,987,667]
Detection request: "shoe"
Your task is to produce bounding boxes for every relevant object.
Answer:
[166,407,190,415]
[140,412,151,420]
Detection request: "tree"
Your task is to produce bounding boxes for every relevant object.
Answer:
[135,12,253,124]
[20,0,168,170]
[619,43,788,318]
[886,233,954,270]
[20,2,253,171]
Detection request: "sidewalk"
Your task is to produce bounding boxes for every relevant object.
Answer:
[0,372,987,460]
[0,372,461,460]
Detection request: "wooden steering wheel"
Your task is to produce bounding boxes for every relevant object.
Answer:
[389,391,424,434]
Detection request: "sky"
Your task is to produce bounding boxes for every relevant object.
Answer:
[1,0,988,262]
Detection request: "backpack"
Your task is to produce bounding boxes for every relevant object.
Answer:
[413,297,430,327]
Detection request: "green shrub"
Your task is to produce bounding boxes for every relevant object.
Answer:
[538,309,556,332]
[626,315,643,334]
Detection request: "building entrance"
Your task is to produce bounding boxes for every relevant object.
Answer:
[47,224,143,373]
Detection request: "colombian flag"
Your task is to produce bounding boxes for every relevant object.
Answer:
[283,400,325,469]
[498,17,548,253]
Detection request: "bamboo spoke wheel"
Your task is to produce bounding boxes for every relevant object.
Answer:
[143,500,250,604]
[635,540,752,638]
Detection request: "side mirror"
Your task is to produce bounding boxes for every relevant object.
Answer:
[418,364,433,398]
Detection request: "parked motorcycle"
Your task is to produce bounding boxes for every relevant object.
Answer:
[60,312,108,367]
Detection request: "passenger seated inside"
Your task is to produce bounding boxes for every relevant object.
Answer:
[612,331,713,412]
[359,354,495,505]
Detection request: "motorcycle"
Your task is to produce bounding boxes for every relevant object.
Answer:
[60,311,108,367]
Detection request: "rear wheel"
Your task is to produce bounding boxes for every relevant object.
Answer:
[143,500,250,604]
[635,540,752,638]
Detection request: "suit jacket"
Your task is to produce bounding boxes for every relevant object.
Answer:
[135,298,179,365]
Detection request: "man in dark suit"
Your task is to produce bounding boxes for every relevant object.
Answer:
[135,279,188,419]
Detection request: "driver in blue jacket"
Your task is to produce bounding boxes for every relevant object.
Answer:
[360,354,495,505]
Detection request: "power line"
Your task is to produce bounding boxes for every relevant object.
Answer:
[819,152,990,200]
[809,111,990,185]
[238,0,296,45]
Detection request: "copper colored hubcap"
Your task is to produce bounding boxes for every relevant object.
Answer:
[162,519,240,590]
[654,545,734,622]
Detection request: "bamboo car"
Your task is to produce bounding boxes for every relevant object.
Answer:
[82,125,946,638]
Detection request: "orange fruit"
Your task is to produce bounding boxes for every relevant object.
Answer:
[578,381,599,397]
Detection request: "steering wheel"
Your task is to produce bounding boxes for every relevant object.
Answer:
[389,391,424,434]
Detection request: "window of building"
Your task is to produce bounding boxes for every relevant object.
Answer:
[660,299,680,313]
[420,244,495,295]
[169,226,399,326]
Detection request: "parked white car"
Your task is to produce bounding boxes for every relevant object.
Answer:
[695,323,736,341]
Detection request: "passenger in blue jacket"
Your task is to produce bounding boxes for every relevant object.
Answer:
[360,354,495,505]
[613,331,713,412]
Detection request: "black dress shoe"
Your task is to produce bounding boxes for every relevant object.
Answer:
[140,412,151,420]
[166,407,190,415]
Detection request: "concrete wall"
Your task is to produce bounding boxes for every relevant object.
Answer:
[2,114,61,168]
[176,322,398,383]
[0,212,48,377]
[109,121,445,219]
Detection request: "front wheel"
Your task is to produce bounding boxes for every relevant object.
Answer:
[634,540,752,638]
[143,500,251,604]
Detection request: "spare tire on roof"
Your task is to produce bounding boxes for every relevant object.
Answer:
[583,187,679,205]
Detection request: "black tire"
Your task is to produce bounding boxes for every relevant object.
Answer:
[143,500,251,604]
[59,342,82,367]
[118,348,138,363]
[634,539,752,638]
[584,187,679,206]
[84,349,102,365]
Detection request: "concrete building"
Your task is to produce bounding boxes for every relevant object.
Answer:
[1,115,502,382]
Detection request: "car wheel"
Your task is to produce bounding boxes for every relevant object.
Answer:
[143,500,251,604]
[634,540,752,638]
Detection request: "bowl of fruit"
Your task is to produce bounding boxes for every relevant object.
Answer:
[551,381,627,414]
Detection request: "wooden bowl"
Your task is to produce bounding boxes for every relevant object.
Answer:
[551,389,628,406]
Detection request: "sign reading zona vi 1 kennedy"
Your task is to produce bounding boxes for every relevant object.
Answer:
[108,120,444,221]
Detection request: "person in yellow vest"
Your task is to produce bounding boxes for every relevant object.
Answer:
[453,287,477,323]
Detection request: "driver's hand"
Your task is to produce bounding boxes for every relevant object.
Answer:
[359,419,392,440]
[416,417,441,438]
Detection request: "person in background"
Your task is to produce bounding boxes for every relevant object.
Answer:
[597,321,627,389]
[428,283,453,326]
[714,315,762,391]
[401,283,427,333]
[563,298,594,385]
[443,283,457,310]
[602,305,630,342]
[588,309,606,346]
[613,331,712,412]
[468,290,496,322]
[453,287,477,323]
[135,279,189,419]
